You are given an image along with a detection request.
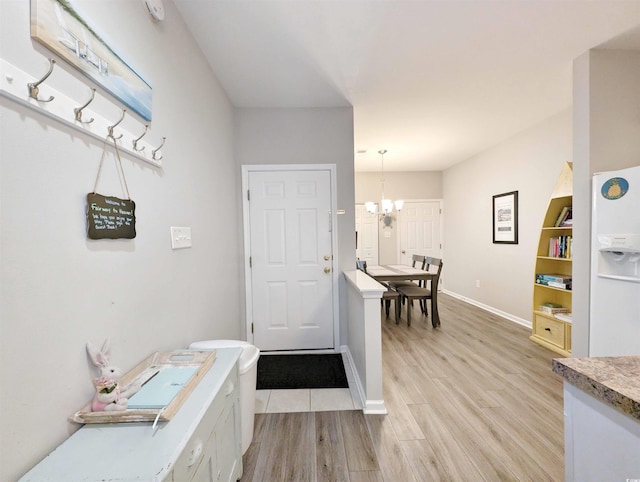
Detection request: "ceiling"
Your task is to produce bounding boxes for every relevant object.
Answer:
[173,1,640,172]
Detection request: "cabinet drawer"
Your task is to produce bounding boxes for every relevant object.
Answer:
[534,315,565,348]
[172,365,239,481]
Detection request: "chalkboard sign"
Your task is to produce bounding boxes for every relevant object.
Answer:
[86,193,136,239]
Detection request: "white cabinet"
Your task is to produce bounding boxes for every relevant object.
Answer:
[553,356,640,482]
[563,382,640,481]
[20,348,243,482]
[172,374,241,482]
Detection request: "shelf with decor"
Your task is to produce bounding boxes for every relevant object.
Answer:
[531,162,573,357]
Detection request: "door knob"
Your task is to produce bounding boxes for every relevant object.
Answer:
[402,250,406,254]
[324,255,330,261]
[324,267,331,273]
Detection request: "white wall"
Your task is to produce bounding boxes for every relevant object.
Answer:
[234,107,355,345]
[355,171,442,202]
[572,49,640,356]
[443,110,572,325]
[0,2,240,480]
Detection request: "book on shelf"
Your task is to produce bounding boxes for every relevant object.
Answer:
[540,303,569,315]
[540,306,569,315]
[549,280,571,290]
[553,312,572,323]
[554,206,572,227]
[547,235,572,258]
[536,273,572,283]
[536,279,572,290]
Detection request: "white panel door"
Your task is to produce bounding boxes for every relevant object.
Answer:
[248,170,334,351]
[355,204,379,265]
[398,201,442,265]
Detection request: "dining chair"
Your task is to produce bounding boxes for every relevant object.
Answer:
[387,254,426,292]
[396,257,443,327]
[356,260,402,322]
[390,254,427,311]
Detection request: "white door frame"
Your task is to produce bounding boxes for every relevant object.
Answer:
[241,164,340,352]
[396,198,444,262]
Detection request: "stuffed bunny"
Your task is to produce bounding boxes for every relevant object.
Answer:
[87,339,140,412]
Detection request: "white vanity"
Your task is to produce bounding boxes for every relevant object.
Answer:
[20,347,243,482]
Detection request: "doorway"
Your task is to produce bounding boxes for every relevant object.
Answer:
[242,165,338,351]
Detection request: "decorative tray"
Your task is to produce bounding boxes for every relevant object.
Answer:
[70,350,216,424]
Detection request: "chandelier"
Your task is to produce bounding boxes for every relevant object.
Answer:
[365,149,403,220]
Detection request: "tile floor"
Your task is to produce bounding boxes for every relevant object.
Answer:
[254,352,362,413]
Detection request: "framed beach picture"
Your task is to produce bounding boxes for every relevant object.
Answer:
[31,0,152,121]
[492,190,518,244]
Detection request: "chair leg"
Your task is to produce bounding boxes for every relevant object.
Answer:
[406,297,412,327]
[431,297,439,328]
[395,299,400,324]
[385,299,390,318]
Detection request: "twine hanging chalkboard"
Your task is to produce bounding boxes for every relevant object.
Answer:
[87,136,136,239]
[87,193,136,239]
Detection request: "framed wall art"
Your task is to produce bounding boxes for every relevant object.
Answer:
[31,0,152,121]
[492,190,518,244]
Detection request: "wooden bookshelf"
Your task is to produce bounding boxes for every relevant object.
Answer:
[531,162,572,356]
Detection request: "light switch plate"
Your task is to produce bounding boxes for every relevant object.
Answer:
[170,226,192,249]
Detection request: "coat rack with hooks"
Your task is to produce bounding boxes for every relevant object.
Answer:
[0,57,165,168]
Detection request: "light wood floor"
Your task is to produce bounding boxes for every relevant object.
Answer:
[241,293,564,481]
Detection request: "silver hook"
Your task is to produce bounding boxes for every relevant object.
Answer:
[107,109,126,139]
[74,88,96,124]
[152,137,166,161]
[28,59,56,102]
[133,124,148,152]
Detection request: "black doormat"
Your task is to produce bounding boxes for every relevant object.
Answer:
[256,354,348,390]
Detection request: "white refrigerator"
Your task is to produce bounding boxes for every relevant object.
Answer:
[590,165,640,356]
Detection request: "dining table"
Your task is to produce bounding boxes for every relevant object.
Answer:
[366,264,441,327]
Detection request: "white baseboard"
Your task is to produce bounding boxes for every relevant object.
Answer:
[442,289,531,329]
[340,345,386,414]
[362,400,388,414]
[340,346,365,408]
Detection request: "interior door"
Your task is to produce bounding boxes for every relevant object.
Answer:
[355,204,379,265]
[398,201,442,265]
[248,169,334,351]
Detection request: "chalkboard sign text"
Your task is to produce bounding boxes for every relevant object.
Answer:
[87,193,136,239]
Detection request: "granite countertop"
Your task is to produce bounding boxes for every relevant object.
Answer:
[552,356,640,421]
